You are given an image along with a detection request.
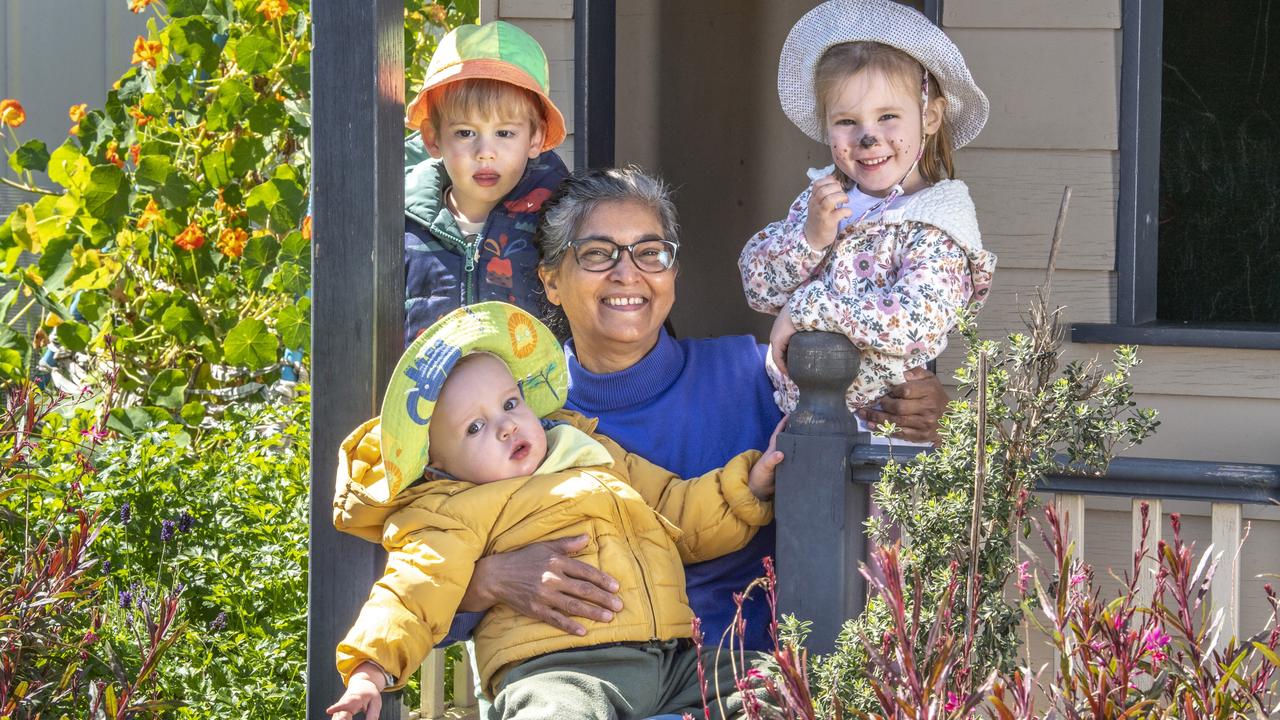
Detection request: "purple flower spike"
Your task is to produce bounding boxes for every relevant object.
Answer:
[210,611,228,632]
[161,519,175,542]
[119,589,133,610]
[178,510,195,533]
[119,501,132,525]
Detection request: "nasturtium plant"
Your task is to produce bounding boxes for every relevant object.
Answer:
[0,0,313,416]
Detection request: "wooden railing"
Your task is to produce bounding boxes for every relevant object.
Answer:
[406,331,1280,716]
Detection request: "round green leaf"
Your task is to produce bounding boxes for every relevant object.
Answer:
[275,298,310,351]
[179,400,207,425]
[234,33,280,75]
[223,317,278,367]
[9,139,50,174]
[161,299,206,343]
[54,320,93,353]
[147,368,189,409]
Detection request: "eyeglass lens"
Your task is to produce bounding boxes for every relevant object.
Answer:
[573,239,676,272]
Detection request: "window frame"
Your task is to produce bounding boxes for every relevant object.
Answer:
[1069,0,1280,351]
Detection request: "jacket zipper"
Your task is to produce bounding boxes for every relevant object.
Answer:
[461,233,480,305]
[604,481,660,640]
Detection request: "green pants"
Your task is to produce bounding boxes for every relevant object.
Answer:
[491,640,769,720]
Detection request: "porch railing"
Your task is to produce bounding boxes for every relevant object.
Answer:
[407,331,1280,717]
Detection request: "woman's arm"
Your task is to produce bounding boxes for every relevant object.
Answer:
[456,536,623,636]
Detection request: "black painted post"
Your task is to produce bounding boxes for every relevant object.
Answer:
[308,1,404,718]
[574,0,615,169]
[775,331,869,654]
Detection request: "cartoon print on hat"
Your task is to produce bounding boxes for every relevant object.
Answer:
[381,301,568,496]
[777,0,989,149]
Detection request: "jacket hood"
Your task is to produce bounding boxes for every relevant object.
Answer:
[891,179,984,257]
[332,410,600,543]
[404,134,567,233]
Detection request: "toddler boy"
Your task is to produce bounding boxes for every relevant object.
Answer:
[326,303,782,720]
[403,21,570,344]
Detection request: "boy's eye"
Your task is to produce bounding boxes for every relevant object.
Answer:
[496,129,517,138]
[466,420,483,436]
[454,129,475,139]
[503,397,519,411]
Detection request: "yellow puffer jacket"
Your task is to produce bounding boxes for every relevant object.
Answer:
[332,410,771,698]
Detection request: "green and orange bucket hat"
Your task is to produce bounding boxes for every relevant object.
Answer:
[406,20,567,152]
[380,302,568,496]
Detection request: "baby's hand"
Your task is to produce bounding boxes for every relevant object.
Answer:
[327,662,387,720]
[803,172,850,251]
[769,307,799,378]
[748,415,788,500]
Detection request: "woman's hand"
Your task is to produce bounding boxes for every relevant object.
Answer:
[748,415,788,500]
[769,307,799,378]
[459,535,623,636]
[803,173,850,251]
[326,662,386,720]
[857,366,948,445]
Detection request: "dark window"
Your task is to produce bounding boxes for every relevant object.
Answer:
[1072,0,1280,349]
[1158,0,1280,324]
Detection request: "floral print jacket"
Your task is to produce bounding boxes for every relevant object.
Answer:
[739,174,996,412]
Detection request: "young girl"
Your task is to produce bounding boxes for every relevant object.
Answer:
[739,0,996,432]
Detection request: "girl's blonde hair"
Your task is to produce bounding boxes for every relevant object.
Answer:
[425,78,545,134]
[814,42,954,188]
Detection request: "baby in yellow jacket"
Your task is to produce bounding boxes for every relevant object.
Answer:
[327,303,783,720]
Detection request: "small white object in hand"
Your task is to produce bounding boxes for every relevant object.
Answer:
[806,164,836,182]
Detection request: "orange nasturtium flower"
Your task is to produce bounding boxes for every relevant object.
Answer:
[69,104,88,123]
[0,99,26,127]
[217,228,248,258]
[425,3,448,25]
[256,0,289,21]
[174,224,206,252]
[129,144,141,165]
[131,36,163,68]
[301,215,312,241]
[127,105,151,127]
[138,199,162,230]
[105,143,124,169]
[128,0,156,12]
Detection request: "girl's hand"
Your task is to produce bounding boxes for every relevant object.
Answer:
[803,173,851,251]
[460,535,623,636]
[748,415,788,499]
[327,662,386,720]
[769,307,799,378]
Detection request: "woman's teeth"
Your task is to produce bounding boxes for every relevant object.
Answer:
[603,297,646,306]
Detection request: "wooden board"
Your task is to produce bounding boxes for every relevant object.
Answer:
[958,148,1117,271]
[515,17,575,61]
[945,0,1120,29]
[500,0,573,19]
[952,29,1119,151]
[1121,393,1280,464]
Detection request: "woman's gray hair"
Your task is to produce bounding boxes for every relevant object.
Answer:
[535,165,680,271]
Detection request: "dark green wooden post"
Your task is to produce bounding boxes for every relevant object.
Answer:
[775,331,869,654]
[308,0,404,718]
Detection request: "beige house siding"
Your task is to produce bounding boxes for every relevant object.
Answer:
[485,0,576,169]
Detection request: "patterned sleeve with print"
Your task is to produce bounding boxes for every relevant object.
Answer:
[780,223,977,411]
[738,185,829,315]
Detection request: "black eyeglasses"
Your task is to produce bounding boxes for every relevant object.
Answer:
[569,238,679,273]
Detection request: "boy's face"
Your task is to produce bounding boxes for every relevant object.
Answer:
[423,110,545,222]
[428,353,548,485]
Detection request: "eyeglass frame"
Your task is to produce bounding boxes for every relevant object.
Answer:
[567,236,680,273]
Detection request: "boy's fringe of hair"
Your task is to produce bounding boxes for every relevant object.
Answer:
[424,78,545,133]
[813,41,955,187]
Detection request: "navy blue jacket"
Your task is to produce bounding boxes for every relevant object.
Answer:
[403,133,569,345]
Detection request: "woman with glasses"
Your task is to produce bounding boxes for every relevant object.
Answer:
[447,166,948,673]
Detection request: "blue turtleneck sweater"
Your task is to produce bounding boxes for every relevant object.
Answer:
[565,329,782,652]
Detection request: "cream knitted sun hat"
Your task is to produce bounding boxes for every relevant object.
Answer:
[778,0,988,149]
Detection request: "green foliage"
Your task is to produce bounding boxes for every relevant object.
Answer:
[405,1,479,108]
[806,296,1161,714]
[0,0,313,414]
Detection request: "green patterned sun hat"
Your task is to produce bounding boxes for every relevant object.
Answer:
[381,302,567,496]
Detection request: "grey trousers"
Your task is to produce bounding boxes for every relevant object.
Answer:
[491,640,770,720]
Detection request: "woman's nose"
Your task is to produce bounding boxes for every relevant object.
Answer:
[606,251,642,281]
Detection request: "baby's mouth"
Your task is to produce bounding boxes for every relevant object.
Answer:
[510,440,530,461]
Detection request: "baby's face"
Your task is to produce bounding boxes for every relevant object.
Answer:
[428,353,548,484]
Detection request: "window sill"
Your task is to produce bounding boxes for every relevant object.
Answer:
[1070,322,1280,350]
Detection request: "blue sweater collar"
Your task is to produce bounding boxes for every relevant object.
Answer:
[565,329,684,411]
